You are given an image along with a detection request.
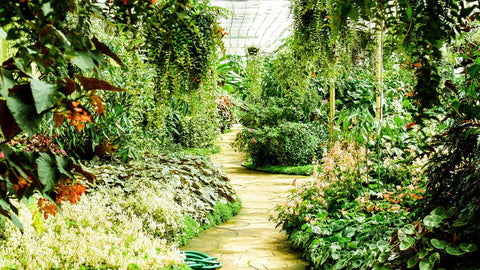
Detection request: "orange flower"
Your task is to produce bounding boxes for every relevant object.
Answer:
[38,198,58,219]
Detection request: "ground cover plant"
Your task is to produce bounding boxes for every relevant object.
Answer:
[0,153,240,269]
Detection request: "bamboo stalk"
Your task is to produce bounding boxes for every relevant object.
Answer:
[329,75,335,142]
[375,26,384,120]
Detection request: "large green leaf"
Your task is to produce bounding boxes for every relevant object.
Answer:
[6,85,41,134]
[30,79,57,114]
[403,224,416,235]
[36,153,56,192]
[72,51,95,72]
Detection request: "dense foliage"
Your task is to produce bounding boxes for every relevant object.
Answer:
[267,0,480,269]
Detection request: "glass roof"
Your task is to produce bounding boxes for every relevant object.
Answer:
[211,0,293,56]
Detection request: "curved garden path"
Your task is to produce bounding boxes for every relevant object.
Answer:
[182,124,309,269]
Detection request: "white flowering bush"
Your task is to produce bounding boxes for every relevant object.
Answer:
[0,154,239,269]
[0,187,185,269]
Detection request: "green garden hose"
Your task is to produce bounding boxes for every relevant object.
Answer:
[181,251,222,269]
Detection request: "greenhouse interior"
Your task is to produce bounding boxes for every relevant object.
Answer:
[1,0,480,269]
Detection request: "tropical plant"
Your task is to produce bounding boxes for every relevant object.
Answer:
[0,0,160,228]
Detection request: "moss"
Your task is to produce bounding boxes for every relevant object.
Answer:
[179,196,241,246]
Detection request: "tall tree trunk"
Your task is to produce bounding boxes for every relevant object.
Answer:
[375,26,384,120]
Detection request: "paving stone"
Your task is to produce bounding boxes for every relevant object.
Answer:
[182,125,309,269]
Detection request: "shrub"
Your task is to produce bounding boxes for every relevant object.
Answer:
[234,96,328,167]
[235,122,324,166]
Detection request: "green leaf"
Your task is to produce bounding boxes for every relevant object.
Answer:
[55,155,74,179]
[431,207,445,217]
[400,236,415,251]
[423,215,443,228]
[407,255,418,268]
[378,252,388,263]
[445,246,465,256]
[31,79,57,114]
[10,213,24,232]
[32,210,45,235]
[71,51,95,72]
[41,2,53,16]
[403,224,416,235]
[419,258,433,270]
[406,4,413,20]
[419,248,428,259]
[430,239,446,250]
[7,88,41,134]
[36,153,56,192]
[0,72,14,98]
[445,207,457,218]
[459,243,477,253]
[429,252,440,263]
[453,215,469,227]
[0,199,10,211]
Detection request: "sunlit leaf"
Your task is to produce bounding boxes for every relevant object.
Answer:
[72,51,95,72]
[400,236,415,250]
[419,258,433,270]
[31,78,57,114]
[10,213,24,232]
[32,210,46,235]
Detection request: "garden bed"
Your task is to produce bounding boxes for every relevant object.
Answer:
[0,154,240,269]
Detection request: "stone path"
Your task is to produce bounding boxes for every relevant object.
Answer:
[182,124,309,269]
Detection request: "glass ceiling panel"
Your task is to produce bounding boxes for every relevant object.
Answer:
[211,0,293,56]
